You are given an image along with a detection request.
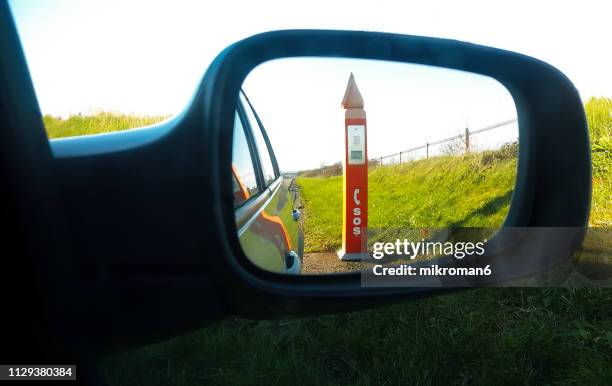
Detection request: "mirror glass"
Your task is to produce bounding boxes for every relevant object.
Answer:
[232,58,518,275]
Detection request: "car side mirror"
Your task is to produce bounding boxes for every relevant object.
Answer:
[196,30,591,317]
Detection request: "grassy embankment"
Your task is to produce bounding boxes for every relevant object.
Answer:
[44,101,612,385]
[43,112,167,139]
[588,97,612,227]
[298,145,517,253]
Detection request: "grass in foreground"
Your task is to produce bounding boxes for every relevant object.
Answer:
[102,288,612,386]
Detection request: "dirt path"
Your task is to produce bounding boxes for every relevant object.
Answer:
[302,252,376,274]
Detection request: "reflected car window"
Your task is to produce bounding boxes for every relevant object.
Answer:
[232,111,260,208]
[240,93,277,186]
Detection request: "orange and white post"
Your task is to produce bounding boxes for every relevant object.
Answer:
[338,73,369,261]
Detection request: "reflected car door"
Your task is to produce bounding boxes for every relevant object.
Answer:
[233,95,303,274]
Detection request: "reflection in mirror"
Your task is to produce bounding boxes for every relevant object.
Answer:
[233,58,518,275]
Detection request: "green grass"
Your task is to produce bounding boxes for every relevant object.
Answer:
[102,288,612,386]
[586,97,612,226]
[41,109,611,385]
[585,97,612,140]
[43,112,167,139]
[592,174,612,227]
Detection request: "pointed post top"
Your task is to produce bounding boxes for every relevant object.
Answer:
[341,73,364,109]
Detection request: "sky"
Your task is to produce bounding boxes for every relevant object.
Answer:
[243,59,517,170]
[8,0,612,170]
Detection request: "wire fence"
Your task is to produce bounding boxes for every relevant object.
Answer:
[373,118,518,166]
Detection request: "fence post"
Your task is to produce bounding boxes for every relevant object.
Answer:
[372,119,514,165]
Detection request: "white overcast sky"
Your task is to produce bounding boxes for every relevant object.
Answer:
[8,0,612,171]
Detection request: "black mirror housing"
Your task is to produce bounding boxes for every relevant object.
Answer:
[198,30,591,317]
